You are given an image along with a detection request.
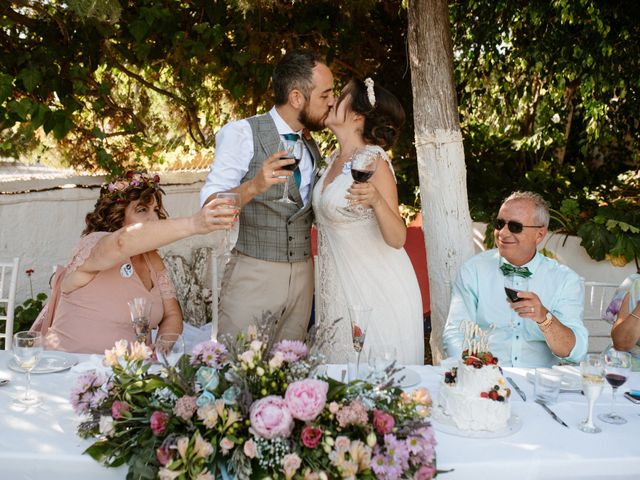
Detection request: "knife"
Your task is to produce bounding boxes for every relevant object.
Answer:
[507,376,526,401]
[535,399,569,428]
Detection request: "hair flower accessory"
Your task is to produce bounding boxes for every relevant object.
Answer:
[102,171,162,202]
[364,77,376,108]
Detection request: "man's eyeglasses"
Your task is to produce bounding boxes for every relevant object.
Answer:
[494,218,543,234]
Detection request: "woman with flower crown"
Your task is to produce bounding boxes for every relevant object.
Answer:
[33,171,238,354]
[312,78,424,364]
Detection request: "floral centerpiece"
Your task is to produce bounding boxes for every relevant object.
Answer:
[71,323,438,479]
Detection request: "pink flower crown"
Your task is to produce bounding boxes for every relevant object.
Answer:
[101,171,163,203]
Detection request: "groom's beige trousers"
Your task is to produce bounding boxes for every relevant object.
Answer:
[218,251,314,342]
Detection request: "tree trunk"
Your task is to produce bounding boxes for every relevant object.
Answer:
[408,0,475,364]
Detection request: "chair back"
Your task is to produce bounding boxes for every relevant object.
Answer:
[0,257,20,350]
[583,280,619,354]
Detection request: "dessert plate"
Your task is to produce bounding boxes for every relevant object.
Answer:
[8,352,78,374]
[525,366,582,392]
[432,406,522,438]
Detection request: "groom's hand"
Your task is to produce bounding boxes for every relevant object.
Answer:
[251,151,295,195]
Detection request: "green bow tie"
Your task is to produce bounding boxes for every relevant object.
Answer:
[500,263,532,278]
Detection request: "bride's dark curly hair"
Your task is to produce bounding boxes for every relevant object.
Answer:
[337,78,405,149]
[83,176,167,235]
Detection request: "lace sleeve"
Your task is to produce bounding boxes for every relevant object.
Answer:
[157,270,177,300]
[66,232,110,274]
[370,145,396,183]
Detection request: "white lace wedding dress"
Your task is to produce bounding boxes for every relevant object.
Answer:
[312,145,424,365]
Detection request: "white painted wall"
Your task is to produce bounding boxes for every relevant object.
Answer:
[0,173,214,303]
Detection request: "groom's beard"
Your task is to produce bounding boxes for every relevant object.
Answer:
[299,104,328,132]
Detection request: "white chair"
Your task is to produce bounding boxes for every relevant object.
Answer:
[0,257,20,350]
[583,280,619,354]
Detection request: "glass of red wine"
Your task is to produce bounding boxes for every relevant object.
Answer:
[276,135,303,204]
[340,147,378,216]
[598,346,632,424]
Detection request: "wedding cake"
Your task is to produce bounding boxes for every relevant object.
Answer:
[436,322,511,432]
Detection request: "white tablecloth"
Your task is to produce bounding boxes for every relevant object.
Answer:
[1,352,639,480]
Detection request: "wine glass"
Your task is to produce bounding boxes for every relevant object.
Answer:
[156,333,185,367]
[348,304,372,379]
[578,353,605,433]
[128,297,152,343]
[276,136,303,204]
[214,192,241,256]
[12,331,43,406]
[367,344,397,381]
[598,346,632,424]
[504,275,528,328]
[339,147,378,216]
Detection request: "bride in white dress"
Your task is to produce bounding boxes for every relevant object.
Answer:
[312,78,424,365]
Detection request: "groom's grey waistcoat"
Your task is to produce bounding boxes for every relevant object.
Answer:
[236,113,320,263]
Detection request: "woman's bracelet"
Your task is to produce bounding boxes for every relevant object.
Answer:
[630,311,640,321]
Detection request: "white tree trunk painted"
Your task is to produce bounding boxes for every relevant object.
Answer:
[408,0,475,363]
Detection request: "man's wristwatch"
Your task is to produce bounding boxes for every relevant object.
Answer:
[537,310,553,329]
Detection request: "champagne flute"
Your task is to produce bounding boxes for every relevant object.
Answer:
[598,346,632,424]
[13,331,43,406]
[578,353,605,433]
[276,136,303,204]
[348,305,372,379]
[128,297,152,343]
[214,192,241,257]
[156,333,185,367]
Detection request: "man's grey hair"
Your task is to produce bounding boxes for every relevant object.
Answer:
[502,191,550,227]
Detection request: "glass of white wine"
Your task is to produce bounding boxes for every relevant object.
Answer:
[578,353,605,433]
[12,331,43,406]
[156,333,185,367]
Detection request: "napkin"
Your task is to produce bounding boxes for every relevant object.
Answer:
[70,354,111,374]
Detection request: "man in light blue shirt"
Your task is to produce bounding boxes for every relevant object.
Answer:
[443,191,588,367]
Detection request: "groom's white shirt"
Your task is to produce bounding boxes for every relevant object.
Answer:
[200,107,314,207]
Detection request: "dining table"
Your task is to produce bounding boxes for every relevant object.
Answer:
[1,350,639,480]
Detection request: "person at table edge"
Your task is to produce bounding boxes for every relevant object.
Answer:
[443,191,588,367]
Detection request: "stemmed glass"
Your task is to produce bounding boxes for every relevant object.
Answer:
[276,136,303,204]
[367,344,397,381]
[598,346,632,424]
[348,305,372,380]
[214,192,241,257]
[578,353,605,433]
[339,147,378,216]
[504,275,528,328]
[128,297,151,343]
[12,331,43,406]
[156,333,185,367]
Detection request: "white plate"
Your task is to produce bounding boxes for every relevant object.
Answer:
[432,405,522,438]
[390,368,421,388]
[526,367,582,392]
[8,352,78,374]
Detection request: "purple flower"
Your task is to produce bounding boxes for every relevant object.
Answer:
[272,340,308,362]
[384,434,410,470]
[191,340,227,368]
[70,370,107,415]
[150,411,169,436]
[371,451,403,480]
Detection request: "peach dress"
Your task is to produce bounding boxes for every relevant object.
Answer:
[44,232,177,354]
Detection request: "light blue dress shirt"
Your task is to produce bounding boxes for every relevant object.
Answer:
[443,249,588,367]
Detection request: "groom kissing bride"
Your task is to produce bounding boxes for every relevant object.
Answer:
[200,50,424,366]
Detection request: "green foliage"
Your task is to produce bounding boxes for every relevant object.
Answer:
[13,292,48,332]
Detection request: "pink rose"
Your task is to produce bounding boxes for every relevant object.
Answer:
[372,409,395,435]
[111,400,130,420]
[414,464,437,480]
[243,439,257,458]
[300,425,323,448]
[150,411,169,436]
[156,446,172,466]
[284,379,328,421]
[249,396,293,439]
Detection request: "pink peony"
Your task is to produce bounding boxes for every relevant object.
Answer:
[373,409,395,435]
[285,379,328,421]
[150,411,169,436]
[414,464,437,480]
[156,446,172,466]
[111,400,130,420]
[249,396,294,439]
[300,425,323,448]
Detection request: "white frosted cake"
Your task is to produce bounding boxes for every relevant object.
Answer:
[436,351,511,431]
